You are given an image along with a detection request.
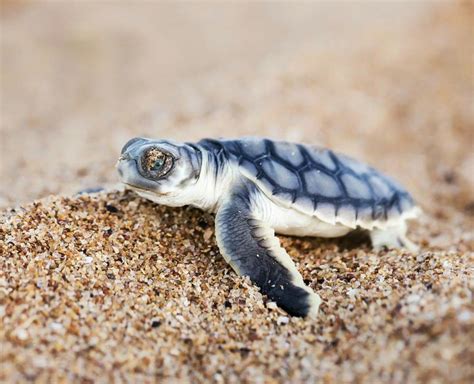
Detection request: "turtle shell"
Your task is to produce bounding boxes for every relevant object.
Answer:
[198,138,419,229]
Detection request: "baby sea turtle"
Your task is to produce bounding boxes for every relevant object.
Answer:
[117,137,420,317]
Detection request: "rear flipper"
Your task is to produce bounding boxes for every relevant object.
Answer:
[370,222,419,252]
[215,183,321,317]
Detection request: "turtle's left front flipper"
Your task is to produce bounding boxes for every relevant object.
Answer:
[215,184,321,318]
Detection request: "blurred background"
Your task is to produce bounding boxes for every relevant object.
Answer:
[1,1,473,215]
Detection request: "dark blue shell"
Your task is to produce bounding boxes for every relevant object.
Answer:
[197,138,417,228]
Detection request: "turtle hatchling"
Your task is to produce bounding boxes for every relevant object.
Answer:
[117,137,420,317]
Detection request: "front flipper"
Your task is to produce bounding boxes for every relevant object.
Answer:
[215,183,321,317]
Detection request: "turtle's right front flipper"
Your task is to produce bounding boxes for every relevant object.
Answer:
[215,183,321,318]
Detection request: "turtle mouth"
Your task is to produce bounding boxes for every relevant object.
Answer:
[123,182,152,192]
[123,182,169,196]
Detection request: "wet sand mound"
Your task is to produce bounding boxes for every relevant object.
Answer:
[1,191,472,382]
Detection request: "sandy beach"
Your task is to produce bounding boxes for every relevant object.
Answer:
[1,2,473,383]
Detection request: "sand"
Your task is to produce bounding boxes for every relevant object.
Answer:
[1,2,473,383]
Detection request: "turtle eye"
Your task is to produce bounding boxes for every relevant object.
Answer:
[150,157,165,171]
[141,147,174,179]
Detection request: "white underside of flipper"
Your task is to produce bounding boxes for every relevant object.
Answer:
[248,217,321,317]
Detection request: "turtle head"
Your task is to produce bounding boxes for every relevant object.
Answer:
[117,137,202,206]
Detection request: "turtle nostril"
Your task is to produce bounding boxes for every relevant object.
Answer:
[118,152,132,162]
[121,137,146,154]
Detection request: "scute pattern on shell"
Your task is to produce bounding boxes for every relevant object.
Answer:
[198,138,417,229]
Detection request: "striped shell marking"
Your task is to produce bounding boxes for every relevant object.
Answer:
[201,138,418,230]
